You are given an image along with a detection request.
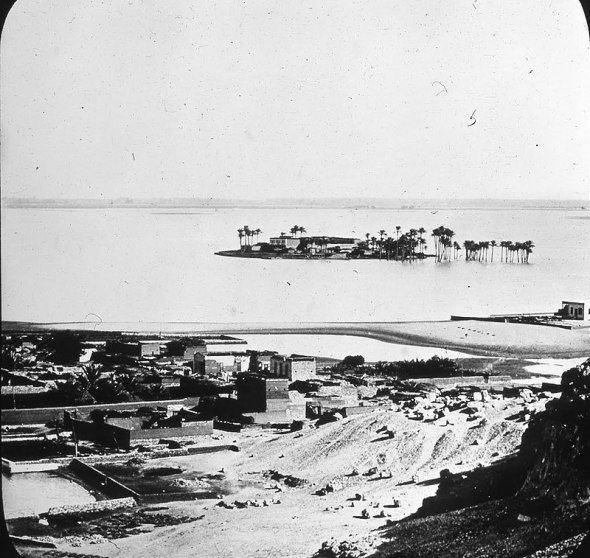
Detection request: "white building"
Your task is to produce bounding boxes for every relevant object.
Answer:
[269,236,301,249]
[560,300,590,321]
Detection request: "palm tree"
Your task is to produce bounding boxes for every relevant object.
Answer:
[378,230,387,259]
[237,228,244,250]
[481,241,490,262]
[395,226,401,260]
[384,237,394,260]
[418,228,426,256]
[490,240,497,262]
[81,363,103,387]
[419,237,427,258]
[523,240,534,263]
[290,225,298,238]
[299,227,306,238]
[117,372,141,400]
[254,228,262,243]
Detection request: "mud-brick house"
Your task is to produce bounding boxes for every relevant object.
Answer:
[64,409,213,450]
[559,300,590,321]
[236,373,304,423]
[270,355,316,381]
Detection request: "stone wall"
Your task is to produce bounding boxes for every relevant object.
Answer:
[44,496,136,520]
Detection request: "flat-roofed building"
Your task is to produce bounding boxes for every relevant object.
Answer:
[270,355,316,381]
[269,236,300,249]
[183,344,207,360]
[560,300,590,321]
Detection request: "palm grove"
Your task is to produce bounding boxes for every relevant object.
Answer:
[235,223,534,263]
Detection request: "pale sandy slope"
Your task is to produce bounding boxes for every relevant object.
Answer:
[56,399,537,558]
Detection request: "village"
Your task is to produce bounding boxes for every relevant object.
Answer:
[3,324,588,557]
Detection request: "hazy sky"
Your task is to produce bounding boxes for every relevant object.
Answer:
[2,0,589,200]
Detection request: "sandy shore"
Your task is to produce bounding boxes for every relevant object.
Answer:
[182,321,590,359]
[5,319,590,358]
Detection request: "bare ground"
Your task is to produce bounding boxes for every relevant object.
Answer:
[13,398,549,558]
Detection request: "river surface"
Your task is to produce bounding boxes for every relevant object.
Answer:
[2,207,589,324]
[1,471,96,519]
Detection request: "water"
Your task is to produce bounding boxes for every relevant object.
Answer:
[1,207,589,324]
[240,334,472,361]
[523,357,588,378]
[1,471,96,519]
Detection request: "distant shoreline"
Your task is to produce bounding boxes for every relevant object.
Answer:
[2,197,587,211]
[4,320,589,359]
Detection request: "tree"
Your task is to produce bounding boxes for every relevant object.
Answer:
[340,355,365,368]
[166,340,185,357]
[523,240,534,263]
[378,230,387,259]
[47,332,83,365]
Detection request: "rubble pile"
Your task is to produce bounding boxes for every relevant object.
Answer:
[318,536,377,558]
[216,497,281,509]
[263,469,307,488]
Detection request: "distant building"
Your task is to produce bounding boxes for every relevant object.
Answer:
[138,341,161,358]
[269,236,300,249]
[302,236,361,255]
[270,355,316,381]
[559,300,590,321]
[183,344,207,360]
[250,351,277,372]
[193,352,250,380]
[236,374,305,423]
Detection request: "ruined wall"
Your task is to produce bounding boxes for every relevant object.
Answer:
[2,397,200,425]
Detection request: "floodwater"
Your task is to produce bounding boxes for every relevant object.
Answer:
[1,471,96,519]
[240,333,472,361]
[2,207,589,324]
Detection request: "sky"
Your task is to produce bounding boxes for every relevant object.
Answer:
[1,0,589,201]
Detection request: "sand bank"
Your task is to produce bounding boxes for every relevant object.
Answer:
[163,320,590,359]
[5,319,590,358]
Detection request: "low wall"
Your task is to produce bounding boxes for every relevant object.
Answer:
[69,458,139,499]
[139,491,219,504]
[70,417,132,449]
[2,458,61,474]
[213,420,242,432]
[413,375,513,389]
[10,536,56,549]
[43,496,136,520]
[342,405,378,417]
[2,397,200,425]
[69,417,214,450]
[130,421,214,441]
[2,444,237,475]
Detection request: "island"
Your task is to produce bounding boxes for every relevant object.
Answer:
[216,224,535,263]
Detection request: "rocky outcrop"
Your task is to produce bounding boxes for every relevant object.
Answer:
[518,358,590,505]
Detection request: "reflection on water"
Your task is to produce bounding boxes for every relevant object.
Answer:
[2,471,96,519]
